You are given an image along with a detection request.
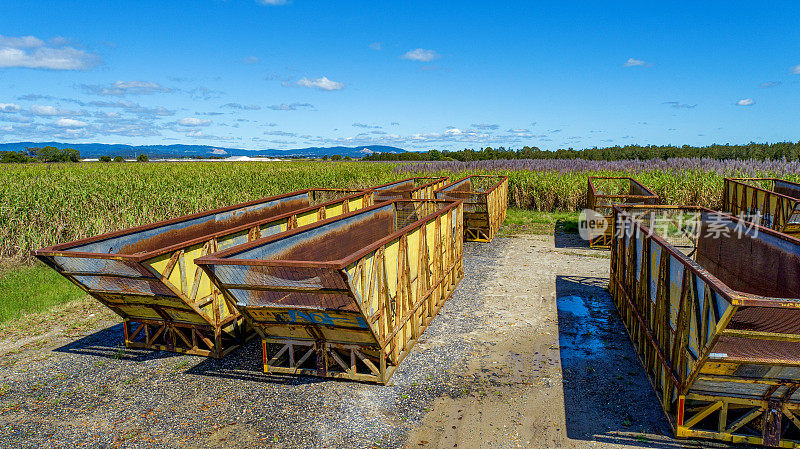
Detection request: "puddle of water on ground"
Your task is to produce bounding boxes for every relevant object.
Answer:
[557,295,590,317]
[557,295,610,359]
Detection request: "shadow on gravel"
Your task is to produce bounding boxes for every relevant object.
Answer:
[553,228,590,249]
[185,338,327,386]
[54,323,178,362]
[554,275,697,448]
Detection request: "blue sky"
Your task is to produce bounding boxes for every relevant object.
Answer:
[1,1,799,151]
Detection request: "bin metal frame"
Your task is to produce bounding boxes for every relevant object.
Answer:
[722,177,800,237]
[372,177,448,202]
[434,175,508,242]
[586,176,659,248]
[34,188,370,358]
[610,204,800,447]
[196,199,463,384]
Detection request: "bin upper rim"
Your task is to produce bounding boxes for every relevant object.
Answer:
[195,198,462,270]
[433,175,508,197]
[588,176,658,200]
[33,188,370,263]
[613,204,800,308]
[370,176,448,192]
[725,177,800,202]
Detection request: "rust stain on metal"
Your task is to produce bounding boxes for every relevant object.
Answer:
[197,198,465,384]
[434,175,507,242]
[712,336,800,364]
[586,177,658,248]
[610,204,800,447]
[696,220,800,299]
[273,210,395,262]
[774,181,800,200]
[727,307,800,335]
[249,291,357,311]
[444,180,474,201]
[119,198,309,254]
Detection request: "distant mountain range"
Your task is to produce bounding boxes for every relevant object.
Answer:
[0,142,406,159]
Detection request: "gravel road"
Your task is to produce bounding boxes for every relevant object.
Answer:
[0,234,745,448]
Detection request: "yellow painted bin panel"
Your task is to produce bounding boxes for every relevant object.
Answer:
[609,205,800,447]
[372,177,449,202]
[722,178,800,238]
[585,176,659,249]
[197,199,464,384]
[34,188,371,358]
[435,175,508,242]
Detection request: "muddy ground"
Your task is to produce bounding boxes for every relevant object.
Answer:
[0,234,742,448]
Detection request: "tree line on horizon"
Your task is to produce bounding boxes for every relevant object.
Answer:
[0,146,154,163]
[362,141,800,162]
[0,146,81,163]
[5,141,800,164]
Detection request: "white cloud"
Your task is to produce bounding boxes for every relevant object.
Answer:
[0,36,44,48]
[267,102,315,111]
[0,34,100,70]
[736,98,755,106]
[82,81,173,96]
[257,0,288,5]
[369,42,382,51]
[221,103,261,110]
[28,104,86,117]
[1,115,32,123]
[294,76,344,91]
[0,102,21,112]
[663,101,697,109]
[760,81,781,88]
[623,58,648,67]
[265,130,297,137]
[791,65,800,75]
[54,118,87,128]
[187,86,223,100]
[184,130,236,141]
[30,105,60,116]
[178,117,211,126]
[402,48,439,62]
[471,123,499,130]
[87,100,175,117]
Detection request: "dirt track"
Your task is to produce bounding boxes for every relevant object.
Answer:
[0,234,739,448]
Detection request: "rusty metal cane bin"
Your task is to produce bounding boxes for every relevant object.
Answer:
[33,188,371,358]
[722,178,800,238]
[609,205,800,447]
[196,199,464,384]
[586,176,659,248]
[434,175,508,242]
[371,177,448,202]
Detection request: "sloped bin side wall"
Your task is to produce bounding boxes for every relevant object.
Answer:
[372,177,448,202]
[34,189,370,358]
[610,206,800,447]
[722,178,800,237]
[435,176,507,242]
[586,177,658,249]
[198,200,463,383]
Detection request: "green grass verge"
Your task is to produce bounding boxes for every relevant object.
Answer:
[0,264,85,323]
[499,208,580,236]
